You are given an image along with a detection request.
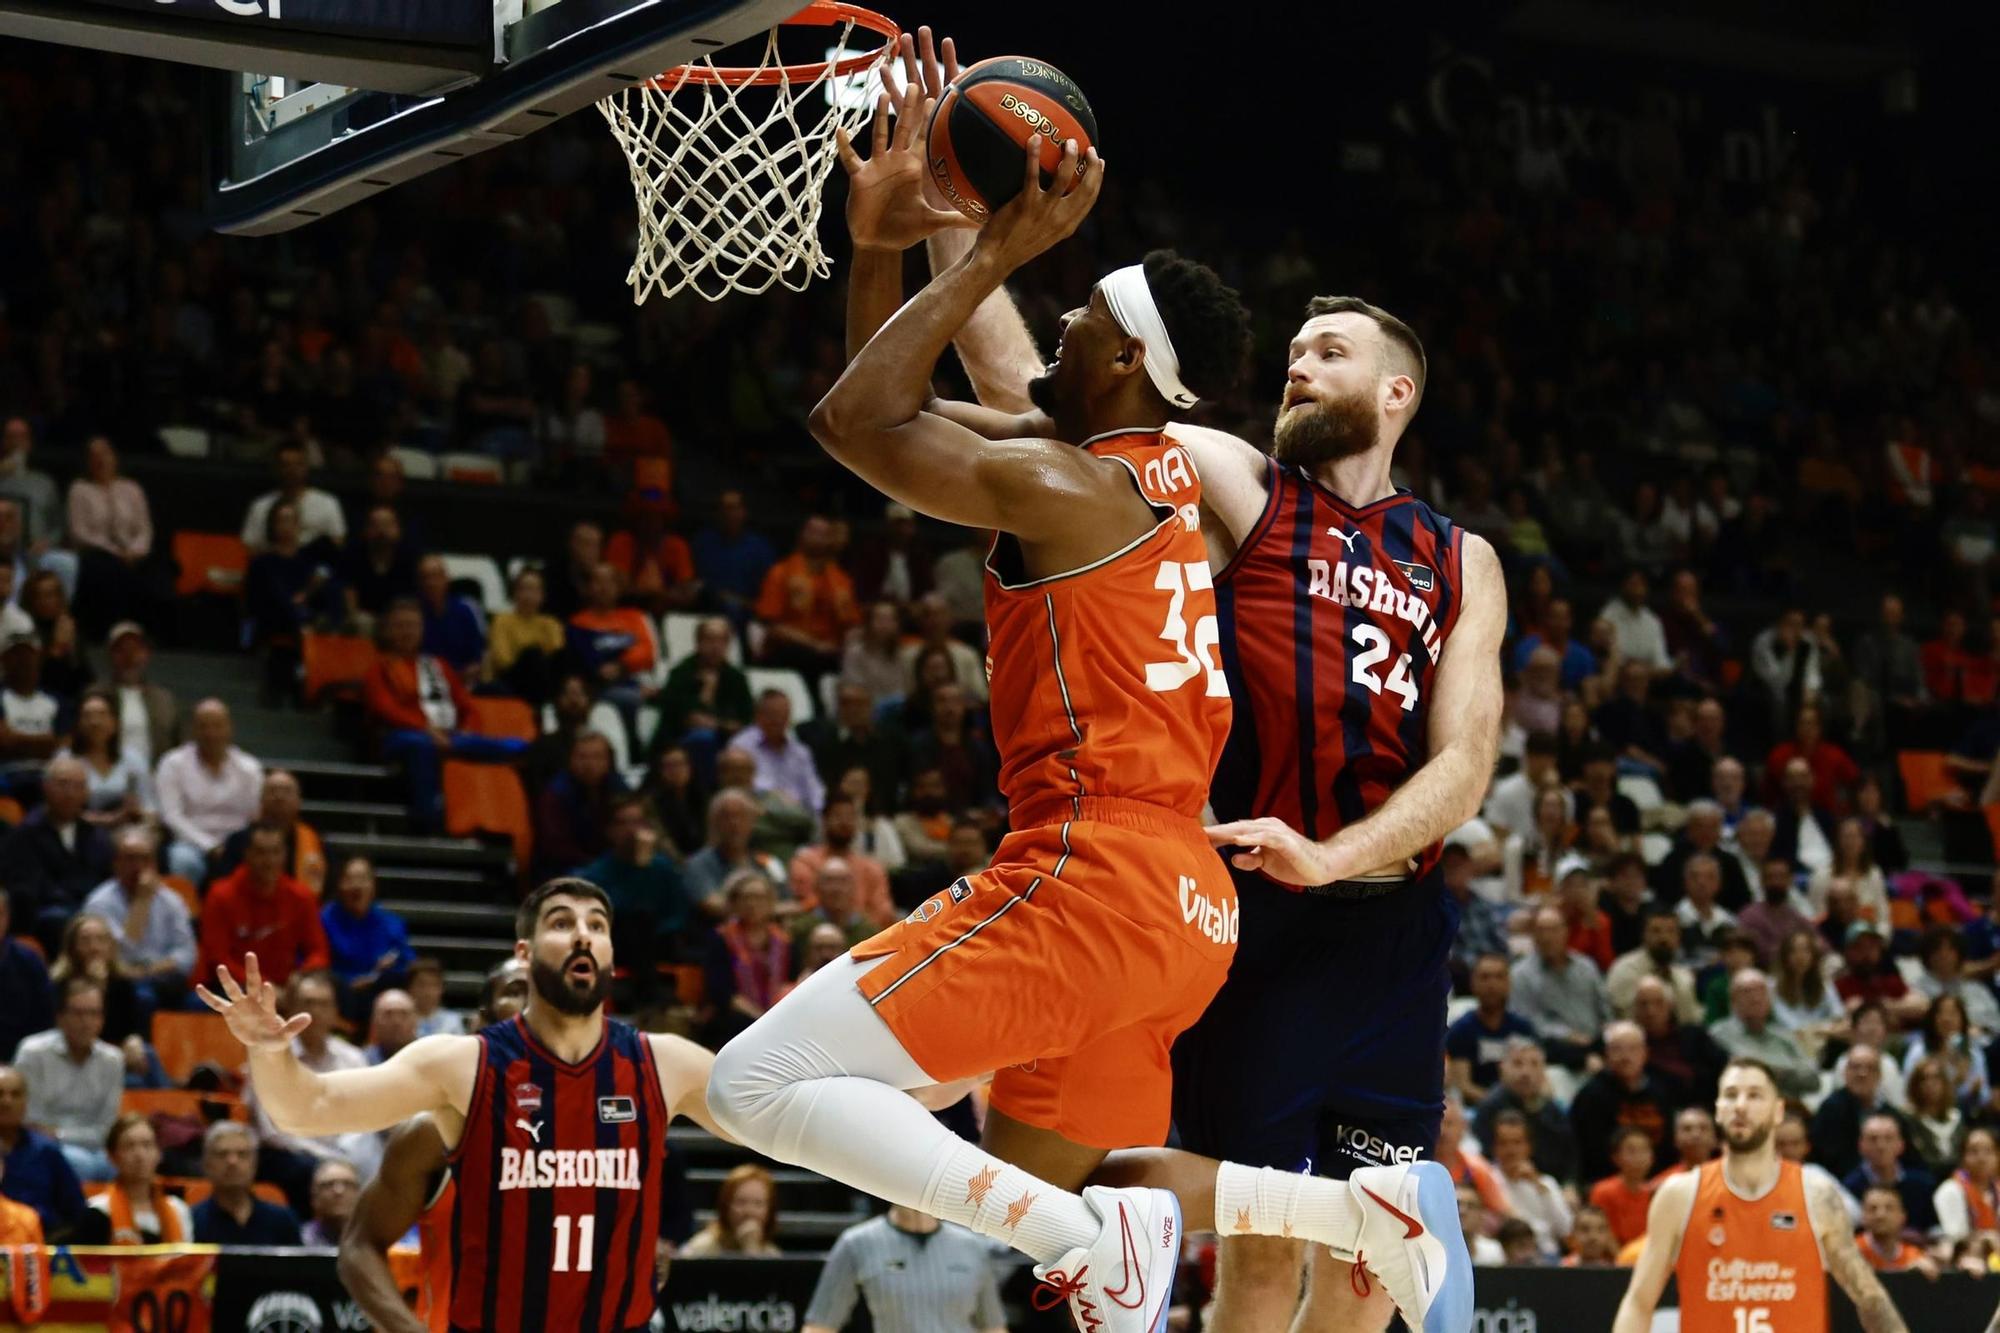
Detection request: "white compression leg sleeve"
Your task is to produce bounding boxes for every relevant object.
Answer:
[705,951,1098,1266]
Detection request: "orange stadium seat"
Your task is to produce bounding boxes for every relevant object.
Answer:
[1898,750,1955,813]
[663,963,705,1008]
[467,696,537,744]
[302,632,377,705]
[178,1178,289,1209]
[162,875,201,920]
[152,1011,246,1085]
[172,532,248,598]
[443,760,532,870]
[120,1088,249,1124]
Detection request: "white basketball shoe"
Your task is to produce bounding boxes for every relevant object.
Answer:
[1030,1185,1181,1333]
[1348,1161,1474,1333]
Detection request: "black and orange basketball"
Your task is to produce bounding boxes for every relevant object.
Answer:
[925,57,1098,223]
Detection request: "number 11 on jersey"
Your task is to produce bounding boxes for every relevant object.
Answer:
[553,1213,595,1272]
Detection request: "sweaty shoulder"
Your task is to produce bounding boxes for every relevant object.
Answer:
[1163,422,1270,543]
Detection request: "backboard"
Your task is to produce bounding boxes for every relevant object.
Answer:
[0,0,801,235]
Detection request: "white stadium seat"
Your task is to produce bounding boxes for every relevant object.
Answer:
[661,611,740,669]
[441,554,508,614]
[746,667,815,724]
[439,452,503,484]
[1617,773,1666,814]
[158,425,211,458]
[389,447,439,480]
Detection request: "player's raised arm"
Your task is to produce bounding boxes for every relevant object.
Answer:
[1209,532,1506,884]
[811,135,1108,539]
[336,1115,448,1333]
[1612,1170,1697,1333]
[835,30,1050,445]
[198,953,469,1135]
[1810,1169,1910,1333]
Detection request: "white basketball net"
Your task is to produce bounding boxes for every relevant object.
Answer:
[598,17,889,303]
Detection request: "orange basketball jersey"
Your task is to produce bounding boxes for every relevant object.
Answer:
[386,1172,454,1333]
[1674,1159,1828,1333]
[983,428,1231,825]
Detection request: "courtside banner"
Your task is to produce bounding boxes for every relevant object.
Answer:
[4,1249,1991,1330]
[1464,1265,1994,1333]
[0,1245,218,1332]
[53,0,487,49]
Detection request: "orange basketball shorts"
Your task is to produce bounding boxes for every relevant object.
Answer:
[853,796,1238,1150]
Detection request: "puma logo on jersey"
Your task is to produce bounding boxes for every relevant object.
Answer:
[515,1117,543,1145]
[1327,526,1360,554]
[498,1146,642,1191]
[1304,559,1443,662]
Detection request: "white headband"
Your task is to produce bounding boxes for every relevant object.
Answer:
[1099,264,1199,410]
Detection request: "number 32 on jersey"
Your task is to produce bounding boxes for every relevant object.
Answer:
[1145,561,1227,696]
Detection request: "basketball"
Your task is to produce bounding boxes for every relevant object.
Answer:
[925,56,1099,222]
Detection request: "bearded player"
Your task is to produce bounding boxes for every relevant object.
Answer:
[915,37,1503,1325]
[1615,1058,1908,1332]
[701,41,1470,1333]
[200,880,717,1333]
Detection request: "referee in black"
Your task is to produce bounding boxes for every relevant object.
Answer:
[803,1203,1005,1333]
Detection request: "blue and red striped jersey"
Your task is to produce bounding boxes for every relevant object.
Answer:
[1211,461,1466,883]
[448,1015,668,1333]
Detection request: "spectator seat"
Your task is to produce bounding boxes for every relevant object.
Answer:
[120,1088,249,1124]
[162,875,201,920]
[466,697,537,744]
[176,1177,290,1208]
[302,632,377,705]
[746,667,815,725]
[443,760,532,871]
[153,1012,246,1085]
[441,554,507,614]
[661,611,741,668]
[157,426,212,459]
[388,447,439,481]
[172,533,248,598]
[439,453,503,485]
[1897,751,1954,813]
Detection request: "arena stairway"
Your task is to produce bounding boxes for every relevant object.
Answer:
[149,650,524,1006]
[670,1124,872,1251]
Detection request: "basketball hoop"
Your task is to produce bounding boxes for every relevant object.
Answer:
[599,0,900,303]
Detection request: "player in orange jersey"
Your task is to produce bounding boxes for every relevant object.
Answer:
[705,36,1471,1333]
[335,958,530,1333]
[1615,1057,1908,1333]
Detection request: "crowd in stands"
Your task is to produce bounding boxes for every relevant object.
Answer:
[0,30,1994,1308]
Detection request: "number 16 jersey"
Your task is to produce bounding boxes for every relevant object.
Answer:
[1209,461,1466,883]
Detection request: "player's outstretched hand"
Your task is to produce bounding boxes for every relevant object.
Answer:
[835,37,976,252]
[1204,817,1337,886]
[911,24,960,102]
[194,952,311,1053]
[975,135,1104,274]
